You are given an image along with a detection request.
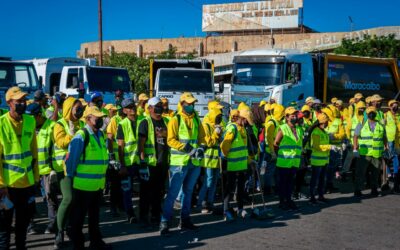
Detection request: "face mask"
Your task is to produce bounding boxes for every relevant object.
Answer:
[358,110,364,115]
[368,112,377,120]
[290,117,298,125]
[154,106,163,115]
[183,104,194,114]
[74,107,84,119]
[215,115,223,125]
[15,103,26,115]
[303,111,310,118]
[96,100,103,109]
[94,118,104,129]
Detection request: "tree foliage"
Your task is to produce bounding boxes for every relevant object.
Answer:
[334,34,400,58]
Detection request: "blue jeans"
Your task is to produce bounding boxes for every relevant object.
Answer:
[121,166,138,217]
[161,161,201,222]
[263,152,276,189]
[197,168,219,208]
[388,141,399,174]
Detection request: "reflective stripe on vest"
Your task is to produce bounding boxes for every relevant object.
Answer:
[120,118,139,166]
[73,129,109,191]
[170,115,200,167]
[226,123,248,171]
[325,118,342,145]
[141,116,167,167]
[310,127,330,166]
[358,121,384,158]
[203,123,220,168]
[276,124,303,168]
[37,119,56,175]
[0,114,35,186]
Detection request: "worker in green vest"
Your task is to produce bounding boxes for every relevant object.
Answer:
[220,109,249,221]
[0,87,39,250]
[353,106,388,197]
[67,106,110,249]
[137,97,169,226]
[274,107,304,210]
[26,103,59,234]
[385,100,400,193]
[116,99,140,224]
[160,92,206,235]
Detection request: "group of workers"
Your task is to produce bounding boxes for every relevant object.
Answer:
[0,86,399,250]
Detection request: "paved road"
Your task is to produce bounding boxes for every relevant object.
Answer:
[15,180,400,250]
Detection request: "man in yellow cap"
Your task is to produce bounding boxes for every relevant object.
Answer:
[353,106,388,197]
[349,93,363,118]
[370,94,385,123]
[66,106,110,249]
[385,100,400,192]
[102,104,118,131]
[160,92,206,235]
[137,93,149,121]
[0,87,39,250]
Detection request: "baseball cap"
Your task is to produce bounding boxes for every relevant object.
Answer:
[366,106,377,114]
[285,107,298,116]
[371,94,383,102]
[317,113,329,124]
[83,106,106,119]
[259,100,267,107]
[90,91,103,101]
[354,93,363,99]
[313,99,321,104]
[301,105,311,112]
[335,100,343,106]
[331,97,338,104]
[121,99,135,108]
[148,97,162,106]
[6,87,28,102]
[180,92,197,104]
[104,104,118,111]
[25,103,42,116]
[239,109,254,125]
[138,93,149,101]
[208,100,224,110]
[388,100,399,107]
[161,97,169,104]
[34,90,46,101]
[305,96,315,104]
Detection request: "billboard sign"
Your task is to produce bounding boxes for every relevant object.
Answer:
[202,0,303,32]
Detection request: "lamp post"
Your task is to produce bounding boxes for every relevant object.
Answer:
[98,0,103,66]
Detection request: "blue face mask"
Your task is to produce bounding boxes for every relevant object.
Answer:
[183,104,194,114]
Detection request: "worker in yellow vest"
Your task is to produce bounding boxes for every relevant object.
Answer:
[353,106,388,197]
[385,100,400,193]
[53,97,85,248]
[197,107,223,214]
[116,99,140,224]
[0,87,39,250]
[160,92,206,235]
[26,103,59,235]
[348,93,363,118]
[220,109,249,221]
[137,93,149,121]
[273,107,303,210]
[137,97,169,226]
[66,106,110,249]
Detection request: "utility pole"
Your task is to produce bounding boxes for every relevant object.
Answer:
[98,0,103,66]
[348,16,354,32]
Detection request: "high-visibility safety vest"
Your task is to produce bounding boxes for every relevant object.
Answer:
[225,123,248,171]
[37,119,56,175]
[385,111,397,142]
[53,118,84,171]
[276,124,303,168]
[310,127,330,167]
[350,116,363,144]
[265,118,279,154]
[73,129,109,191]
[109,115,122,161]
[203,123,219,169]
[119,118,139,166]
[358,121,385,158]
[325,118,342,145]
[0,114,35,186]
[170,114,200,167]
[140,116,168,167]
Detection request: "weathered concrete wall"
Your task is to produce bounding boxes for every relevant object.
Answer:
[78,26,400,61]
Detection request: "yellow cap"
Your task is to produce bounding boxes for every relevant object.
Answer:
[388,99,399,107]
[83,106,106,119]
[301,105,311,112]
[79,98,88,107]
[230,109,240,119]
[264,103,271,112]
[366,106,377,114]
[259,100,267,107]
[273,104,285,121]
[317,113,329,124]
[365,96,371,104]
[179,92,198,104]
[161,97,169,104]
[284,107,298,116]
[349,98,355,104]
[138,93,149,101]
[104,104,118,111]
[371,94,383,102]
[239,109,254,125]
[208,100,224,110]
[238,102,250,111]
[305,96,314,104]
[356,101,366,109]
[335,99,343,106]
[6,87,28,102]
[322,107,334,121]
[331,97,338,104]
[354,93,363,99]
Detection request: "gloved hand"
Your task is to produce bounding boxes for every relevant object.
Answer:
[353,150,360,158]
[68,121,76,136]
[194,147,205,161]
[49,170,58,184]
[341,143,347,151]
[183,143,197,157]
[214,125,222,135]
[139,161,150,181]
[271,152,277,161]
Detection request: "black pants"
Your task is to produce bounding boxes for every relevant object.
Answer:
[70,189,103,249]
[310,166,327,198]
[107,168,123,212]
[139,163,168,221]
[277,167,296,203]
[222,170,246,212]
[0,186,35,250]
[295,167,307,193]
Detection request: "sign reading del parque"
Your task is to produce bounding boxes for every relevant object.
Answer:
[202,0,304,32]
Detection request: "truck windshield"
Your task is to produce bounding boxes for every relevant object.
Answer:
[0,62,39,90]
[87,67,130,92]
[158,70,213,92]
[234,63,283,86]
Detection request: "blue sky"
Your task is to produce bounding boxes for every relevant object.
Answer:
[0,0,398,59]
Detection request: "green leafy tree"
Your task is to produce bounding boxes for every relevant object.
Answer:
[334,34,400,58]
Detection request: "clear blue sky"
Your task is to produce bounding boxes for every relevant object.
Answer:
[1,0,398,59]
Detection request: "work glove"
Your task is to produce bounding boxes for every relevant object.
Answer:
[183,143,197,157]
[341,143,347,151]
[49,170,58,184]
[139,160,150,181]
[271,152,277,161]
[353,150,360,158]
[194,147,205,161]
[68,121,76,136]
[214,125,222,135]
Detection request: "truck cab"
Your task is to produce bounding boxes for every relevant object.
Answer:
[59,66,132,104]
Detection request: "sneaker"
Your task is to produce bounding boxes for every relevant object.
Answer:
[27,227,39,235]
[224,211,235,222]
[159,221,170,236]
[173,200,181,209]
[354,190,362,197]
[178,220,199,231]
[309,197,317,205]
[44,227,55,234]
[201,207,212,214]
[317,197,329,204]
[237,209,248,219]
